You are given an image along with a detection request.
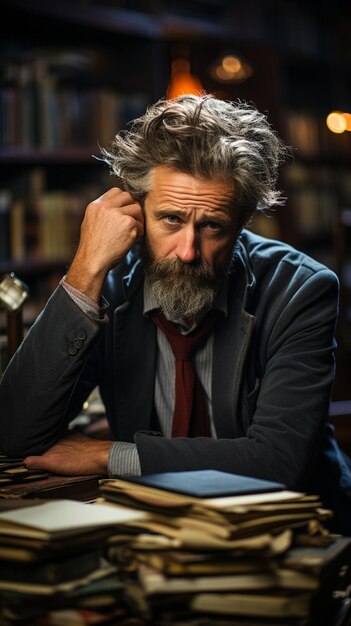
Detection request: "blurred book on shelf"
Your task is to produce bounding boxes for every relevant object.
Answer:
[0,49,149,151]
[0,190,11,261]
[283,110,351,160]
[2,168,84,263]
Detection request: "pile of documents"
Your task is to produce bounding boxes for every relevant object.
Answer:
[0,470,350,625]
[0,499,146,625]
[97,470,351,625]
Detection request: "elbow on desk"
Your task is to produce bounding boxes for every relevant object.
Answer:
[0,379,64,458]
[0,431,48,459]
[0,410,56,458]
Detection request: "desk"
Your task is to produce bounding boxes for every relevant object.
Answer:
[0,461,350,626]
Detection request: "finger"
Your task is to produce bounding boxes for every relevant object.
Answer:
[92,195,143,222]
[116,202,144,220]
[24,455,47,470]
[98,188,137,208]
[117,207,145,240]
[132,223,144,241]
[117,191,139,208]
[127,215,144,240]
[24,455,69,475]
[97,187,126,201]
[116,205,144,235]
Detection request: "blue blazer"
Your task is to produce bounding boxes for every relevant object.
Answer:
[1,230,350,533]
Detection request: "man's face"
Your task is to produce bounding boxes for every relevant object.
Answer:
[144,165,238,270]
[142,166,239,322]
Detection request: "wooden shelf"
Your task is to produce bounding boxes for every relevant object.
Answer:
[0,0,233,41]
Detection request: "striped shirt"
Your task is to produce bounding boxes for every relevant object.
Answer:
[61,276,228,476]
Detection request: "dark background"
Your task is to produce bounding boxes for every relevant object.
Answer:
[0,0,350,448]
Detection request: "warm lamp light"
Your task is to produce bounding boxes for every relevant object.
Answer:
[210,51,253,83]
[326,110,351,134]
[343,112,351,131]
[166,58,204,99]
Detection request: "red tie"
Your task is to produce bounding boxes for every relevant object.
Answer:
[151,310,220,437]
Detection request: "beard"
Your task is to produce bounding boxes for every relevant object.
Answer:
[143,249,225,323]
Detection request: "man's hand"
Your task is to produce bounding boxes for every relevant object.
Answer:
[24,432,111,476]
[66,187,144,301]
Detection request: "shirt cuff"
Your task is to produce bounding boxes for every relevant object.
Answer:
[107,441,141,477]
[60,276,109,324]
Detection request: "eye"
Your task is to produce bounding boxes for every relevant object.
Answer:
[201,221,223,232]
[163,215,181,225]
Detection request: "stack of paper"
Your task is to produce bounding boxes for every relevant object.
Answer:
[0,499,147,624]
[97,470,350,625]
[100,470,331,549]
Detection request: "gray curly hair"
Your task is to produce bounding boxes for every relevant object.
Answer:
[101,94,288,227]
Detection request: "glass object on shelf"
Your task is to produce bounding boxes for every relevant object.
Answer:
[0,273,29,365]
[0,273,29,314]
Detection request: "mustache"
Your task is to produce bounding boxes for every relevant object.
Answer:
[145,257,217,281]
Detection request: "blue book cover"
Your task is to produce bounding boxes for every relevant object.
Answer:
[122,470,285,498]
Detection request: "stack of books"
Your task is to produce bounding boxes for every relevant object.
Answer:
[0,470,350,625]
[98,470,351,625]
[0,498,146,625]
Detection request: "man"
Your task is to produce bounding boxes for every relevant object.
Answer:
[0,95,350,532]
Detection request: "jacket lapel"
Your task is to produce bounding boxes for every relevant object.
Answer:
[212,245,255,438]
[112,261,157,441]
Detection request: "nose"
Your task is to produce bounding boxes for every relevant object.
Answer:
[175,226,199,263]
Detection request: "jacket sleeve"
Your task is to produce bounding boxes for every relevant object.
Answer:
[134,267,339,490]
[0,286,103,457]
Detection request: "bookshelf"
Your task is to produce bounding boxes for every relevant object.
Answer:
[275,37,351,412]
[0,1,168,349]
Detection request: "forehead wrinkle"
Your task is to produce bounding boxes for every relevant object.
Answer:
[155,189,235,213]
[149,166,236,215]
[157,183,234,199]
